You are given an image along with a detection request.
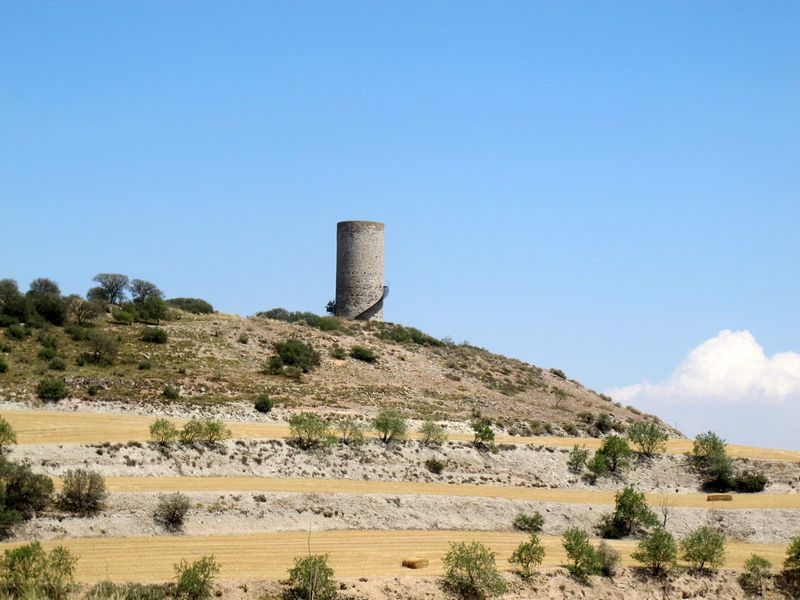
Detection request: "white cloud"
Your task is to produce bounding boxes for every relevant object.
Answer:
[606,330,800,449]
[608,330,800,405]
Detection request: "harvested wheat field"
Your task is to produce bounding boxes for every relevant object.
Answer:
[0,530,790,583]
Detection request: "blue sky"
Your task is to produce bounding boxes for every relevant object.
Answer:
[2,2,798,448]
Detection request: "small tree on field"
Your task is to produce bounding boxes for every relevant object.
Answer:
[443,541,507,599]
[84,331,118,365]
[631,527,677,576]
[337,417,365,446]
[130,279,163,303]
[471,420,495,445]
[289,413,333,449]
[553,387,569,408]
[154,492,191,532]
[420,419,448,446]
[0,541,77,600]
[600,485,658,539]
[288,553,337,600]
[373,409,407,444]
[567,445,589,474]
[680,526,726,571]
[0,417,17,451]
[509,533,545,579]
[512,511,544,533]
[91,273,129,304]
[65,294,101,326]
[627,421,668,457]
[562,527,598,579]
[150,419,178,444]
[58,469,107,516]
[596,435,631,473]
[739,554,772,596]
[174,555,219,600]
[784,535,800,585]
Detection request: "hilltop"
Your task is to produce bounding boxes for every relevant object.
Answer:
[0,306,673,439]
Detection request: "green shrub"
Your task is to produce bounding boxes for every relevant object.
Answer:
[150,419,178,444]
[509,533,545,579]
[735,470,768,493]
[513,511,544,533]
[0,357,7,374]
[254,394,273,414]
[0,541,77,599]
[163,385,180,400]
[288,554,337,600]
[0,457,53,533]
[631,527,677,575]
[178,419,230,445]
[237,333,249,344]
[425,458,445,475]
[37,331,58,349]
[784,534,800,584]
[289,413,332,449]
[154,493,191,532]
[594,413,614,434]
[36,378,68,401]
[627,421,668,457]
[329,345,347,360]
[111,307,135,324]
[65,325,90,341]
[691,431,738,492]
[562,423,578,436]
[85,581,168,600]
[167,298,214,314]
[0,417,16,450]
[48,356,67,371]
[256,308,342,333]
[58,469,107,515]
[376,323,444,346]
[443,541,507,599]
[271,339,321,375]
[138,359,152,370]
[599,485,658,539]
[596,435,631,473]
[681,526,726,571]
[550,368,566,379]
[38,346,57,360]
[562,527,598,579]
[4,324,30,341]
[373,409,407,444]
[596,541,621,577]
[349,345,377,362]
[174,555,219,600]
[567,445,589,474]
[141,327,168,344]
[420,419,448,446]
[577,411,593,424]
[586,452,608,480]
[472,420,495,445]
[84,331,119,365]
[738,554,772,596]
[87,383,99,396]
[337,417,365,446]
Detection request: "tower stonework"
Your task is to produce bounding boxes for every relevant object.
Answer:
[335,221,385,321]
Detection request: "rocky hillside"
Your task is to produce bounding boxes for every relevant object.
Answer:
[0,308,674,439]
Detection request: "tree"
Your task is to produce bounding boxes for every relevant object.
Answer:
[130,279,163,303]
[91,273,129,304]
[512,511,544,533]
[691,431,727,469]
[337,417,365,446]
[58,469,107,516]
[0,541,77,600]
[509,533,545,578]
[600,485,658,539]
[65,294,101,326]
[83,330,118,365]
[373,409,407,444]
[785,535,800,584]
[0,279,30,323]
[28,278,60,297]
[596,435,631,473]
[739,554,772,595]
[0,417,16,451]
[325,300,336,315]
[174,555,219,600]
[27,278,66,326]
[135,296,169,324]
[288,554,337,600]
[289,413,333,449]
[472,420,495,445]
[420,419,448,446]
[562,527,597,579]
[631,528,677,576]
[627,421,668,457]
[681,526,726,571]
[154,493,191,532]
[567,445,590,473]
[443,541,507,599]
[36,378,68,401]
[150,419,179,444]
[553,387,569,408]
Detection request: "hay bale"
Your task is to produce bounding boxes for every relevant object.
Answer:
[402,558,429,569]
[707,493,733,502]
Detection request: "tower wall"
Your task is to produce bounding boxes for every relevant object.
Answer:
[335,221,385,321]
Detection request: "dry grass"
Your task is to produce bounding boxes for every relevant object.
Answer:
[0,530,788,583]
[47,475,800,510]
[6,409,799,462]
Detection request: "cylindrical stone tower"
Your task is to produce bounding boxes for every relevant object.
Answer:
[335,221,386,321]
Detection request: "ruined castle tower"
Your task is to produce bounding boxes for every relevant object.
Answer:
[335,221,387,321]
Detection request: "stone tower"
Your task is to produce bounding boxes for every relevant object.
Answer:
[335,221,387,321]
